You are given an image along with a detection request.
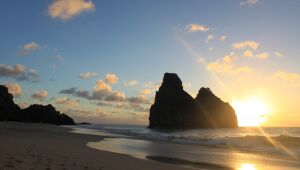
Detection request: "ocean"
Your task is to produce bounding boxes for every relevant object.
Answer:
[71,124,300,170]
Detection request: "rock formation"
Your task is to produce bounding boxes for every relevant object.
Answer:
[149,73,238,129]
[0,85,75,125]
[0,85,21,121]
[21,104,75,125]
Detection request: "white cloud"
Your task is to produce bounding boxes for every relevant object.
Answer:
[207,54,252,75]
[48,0,95,20]
[28,69,38,77]
[5,83,22,97]
[220,35,227,42]
[105,73,119,84]
[232,41,260,50]
[54,97,79,106]
[205,34,214,43]
[186,24,210,32]
[92,80,125,101]
[19,42,39,55]
[32,90,48,101]
[240,0,259,6]
[255,52,269,59]
[79,72,98,79]
[275,51,284,58]
[124,80,138,87]
[144,81,161,91]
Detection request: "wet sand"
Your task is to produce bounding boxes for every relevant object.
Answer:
[0,122,191,170]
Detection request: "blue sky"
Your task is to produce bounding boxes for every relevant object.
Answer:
[1,0,300,126]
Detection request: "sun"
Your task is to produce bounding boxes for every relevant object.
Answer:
[231,97,270,127]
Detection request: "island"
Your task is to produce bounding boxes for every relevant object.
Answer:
[149,73,238,129]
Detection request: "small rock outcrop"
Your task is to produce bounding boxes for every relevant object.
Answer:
[149,73,238,129]
[21,104,75,125]
[0,85,75,125]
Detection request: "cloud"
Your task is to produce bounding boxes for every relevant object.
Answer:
[60,80,125,102]
[243,50,253,58]
[243,50,269,59]
[275,51,284,58]
[5,83,22,97]
[19,42,39,55]
[232,41,259,50]
[0,64,39,82]
[115,102,149,113]
[183,83,192,89]
[92,80,125,101]
[126,96,150,104]
[53,97,79,106]
[106,92,126,102]
[274,71,300,86]
[32,90,48,101]
[79,72,98,79]
[64,108,108,118]
[220,35,227,42]
[18,102,29,109]
[140,89,152,95]
[255,52,269,59]
[240,0,259,6]
[0,64,25,77]
[186,24,210,32]
[48,0,95,20]
[60,87,90,98]
[144,81,161,91]
[95,101,113,107]
[28,69,39,77]
[105,73,119,84]
[207,54,252,75]
[205,34,214,43]
[124,80,138,87]
[52,55,65,62]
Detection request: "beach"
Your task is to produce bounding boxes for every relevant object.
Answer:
[1,122,300,170]
[0,122,190,170]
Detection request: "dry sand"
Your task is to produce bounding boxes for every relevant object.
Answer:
[0,122,191,170]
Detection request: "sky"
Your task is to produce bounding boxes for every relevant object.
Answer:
[0,0,300,126]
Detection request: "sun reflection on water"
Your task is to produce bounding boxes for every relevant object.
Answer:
[239,163,256,170]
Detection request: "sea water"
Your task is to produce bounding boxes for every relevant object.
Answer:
[72,124,300,170]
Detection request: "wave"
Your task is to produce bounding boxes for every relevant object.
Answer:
[78,124,300,155]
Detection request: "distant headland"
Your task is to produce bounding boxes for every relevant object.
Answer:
[149,73,238,129]
[0,85,75,125]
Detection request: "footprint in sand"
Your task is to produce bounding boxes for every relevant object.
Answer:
[15,159,22,163]
[5,161,14,168]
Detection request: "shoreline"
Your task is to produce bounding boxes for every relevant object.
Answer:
[1,121,300,170]
[77,124,300,170]
[0,121,192,170]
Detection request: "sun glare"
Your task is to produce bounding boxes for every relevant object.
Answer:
[231,97,270,127]
[239,163,256,170]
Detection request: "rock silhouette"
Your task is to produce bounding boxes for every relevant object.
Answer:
[149,73,238,128]
[0,85,75,125]
[0,85,21,121]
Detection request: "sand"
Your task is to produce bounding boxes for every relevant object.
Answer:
[0,122,191,170]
